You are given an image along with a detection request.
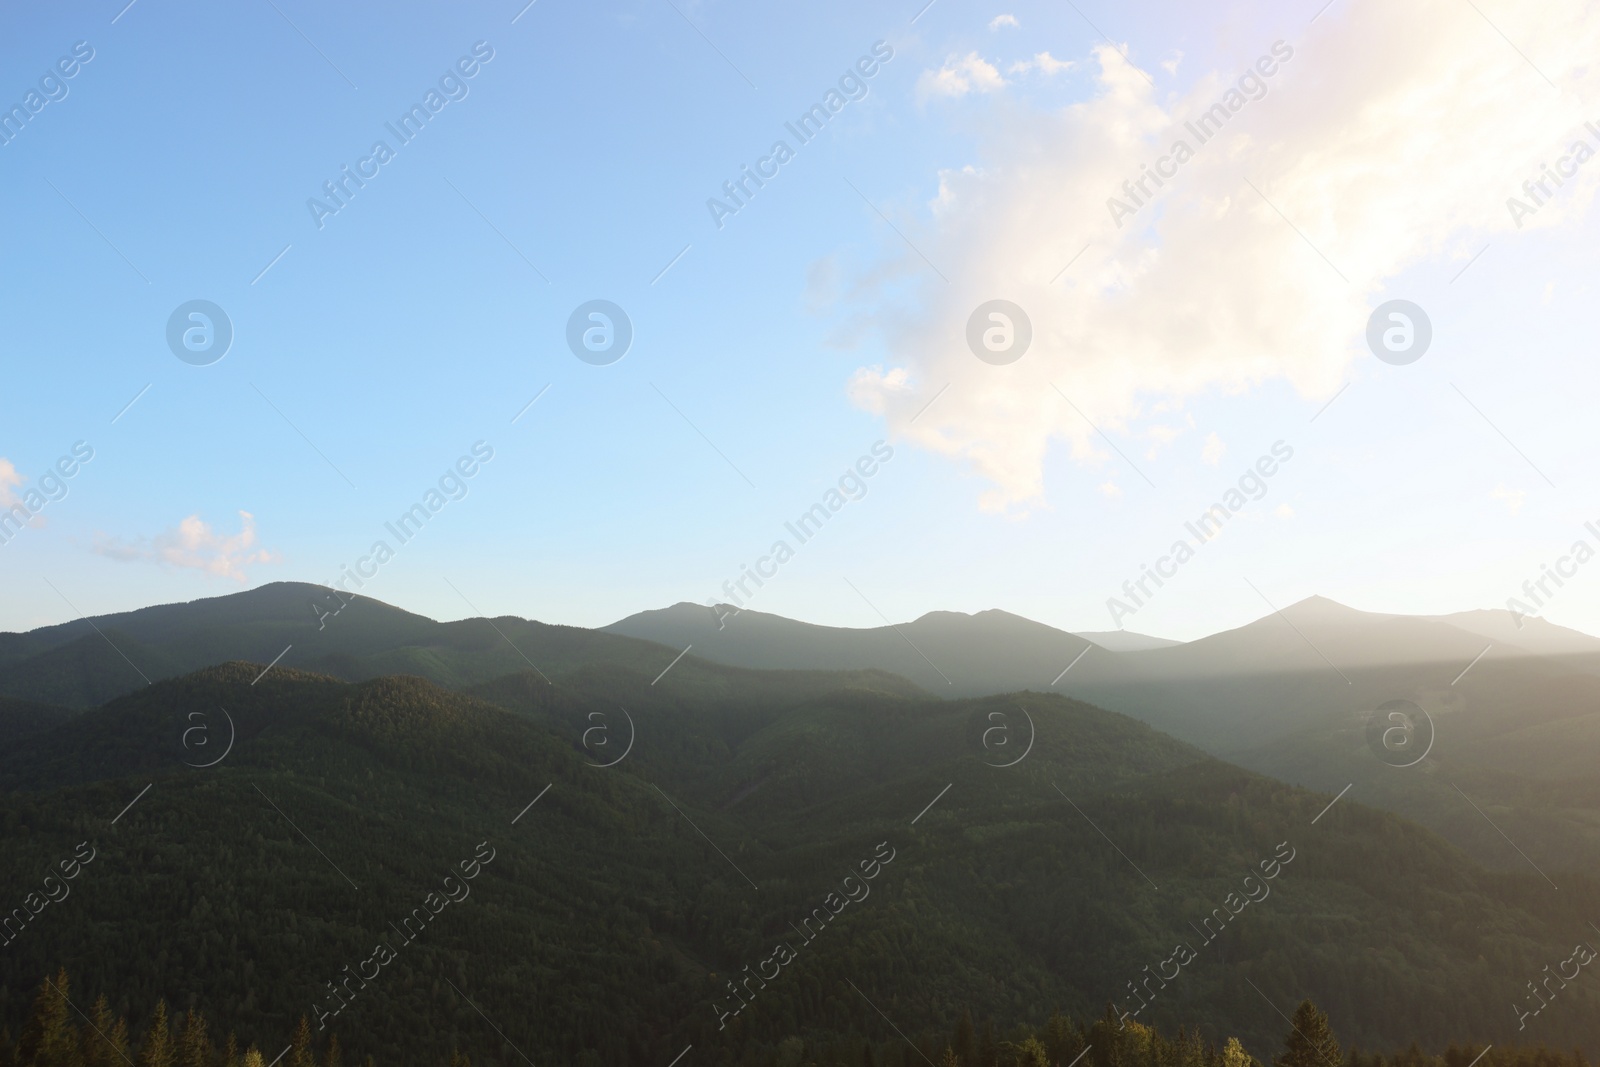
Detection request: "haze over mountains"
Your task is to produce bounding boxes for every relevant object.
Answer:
[6,584,1600,1064]
[605,596,1600,691]
[8,584,1600,1062]
[11,583,1600,882]
[611,595,1600,879]
[606,602,1175,693]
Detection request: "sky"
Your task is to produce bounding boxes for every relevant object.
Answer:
[2,0,1598,642]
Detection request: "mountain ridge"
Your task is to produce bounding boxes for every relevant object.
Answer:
[4,658,1600,1062]
[13,584,1600,882]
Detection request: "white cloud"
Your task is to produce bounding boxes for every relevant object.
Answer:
[0,460,21,506]
[1144,422,1188,459]
[1201,432,1226,466]
[0,460,45,530]
[918,53,1008,99]
[989,14,1019,30]
[1098,480,1122,498]
[1275,503,1295,519]
[1009,51,1074,76]
[95,511,280,582]
[846,0,1600,511]
[1490,484,1526,514]
[847,365,913,415]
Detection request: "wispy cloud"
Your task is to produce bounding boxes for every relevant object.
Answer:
[918,53,1007,99]
[1009,51,1073,76]
[847,365,912,413]
[0,460,45,529]
[989,14,1018,30]
[95,510,280,582]
[0,460,21,506]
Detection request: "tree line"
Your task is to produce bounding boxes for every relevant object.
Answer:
[3,968,1585,1067]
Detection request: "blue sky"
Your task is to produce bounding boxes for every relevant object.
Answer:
[3,0,1598,642]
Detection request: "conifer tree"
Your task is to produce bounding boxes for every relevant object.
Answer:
[1012,1038,1049,1067]
[287,1020,311,1067]
[1044,1014,1084,1067]
[1275,1001,1341,1067]
[82,996,130,1067]
[136,1002,172,1067]
[1092,1003,1140,1067]
[176,1011,207,1067]
[18,970,82,1067]
[1223,1037,1254,1067]
[321,1037,339,1067]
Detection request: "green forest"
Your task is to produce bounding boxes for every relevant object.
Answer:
[4,595,1600,1066]
[0,969,1575,1067]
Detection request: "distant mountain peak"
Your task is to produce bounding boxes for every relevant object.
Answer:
[1282,593,1366,614]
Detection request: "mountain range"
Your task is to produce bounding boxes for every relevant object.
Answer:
[5,584,1600,1064]
[608,596,1600,880]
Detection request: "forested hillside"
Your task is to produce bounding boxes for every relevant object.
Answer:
[0,660,1595,1066]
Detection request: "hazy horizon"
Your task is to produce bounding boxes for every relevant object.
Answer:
[14,579,1600,654]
